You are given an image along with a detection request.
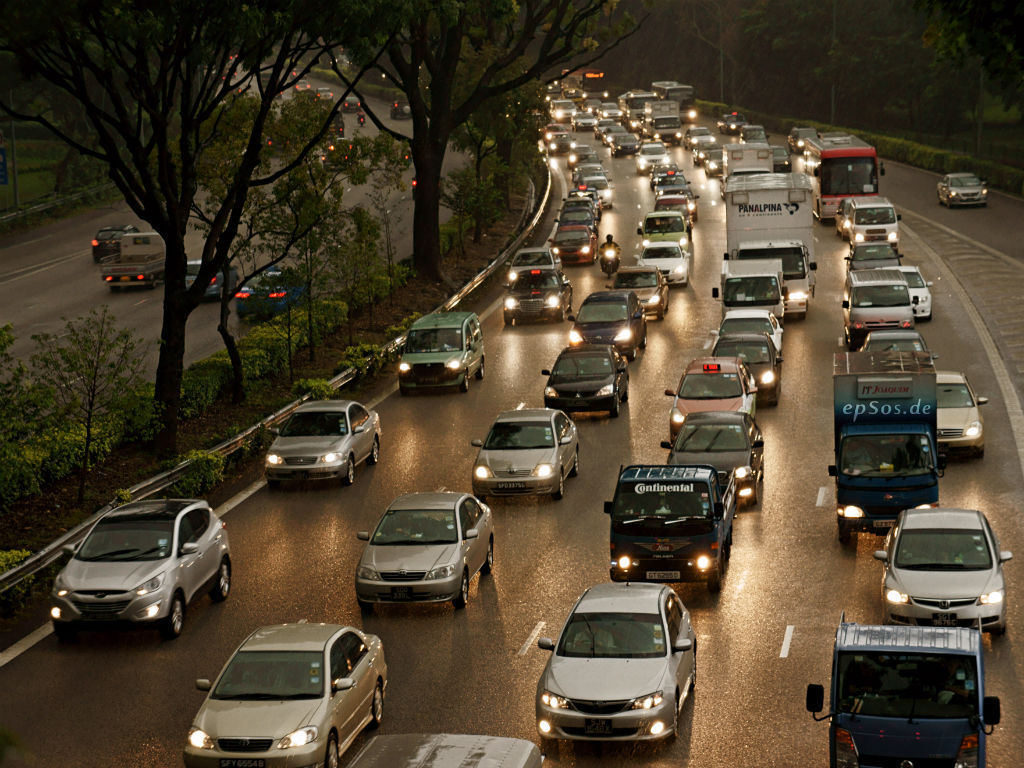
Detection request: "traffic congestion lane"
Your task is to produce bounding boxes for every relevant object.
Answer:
[2,116,1024,767]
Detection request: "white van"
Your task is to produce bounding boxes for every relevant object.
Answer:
[842,268,914,349]
[836,196,901,248]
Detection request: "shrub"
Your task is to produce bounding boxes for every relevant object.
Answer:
[0,549,33,617]
[168,450,225,498]
[385,312,422,339]
[338,342,389,379]
[292,378,336,400]
[180,356,233,420]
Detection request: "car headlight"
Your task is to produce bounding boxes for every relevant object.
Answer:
[687,201,695,211]
[979,589,1003,605]
[569,329,583,344]
[840,505,864,518]
[580,245,590,254]
[187,728,215,750]
[688,110,697,119]
[505,297,518,309]
[549,142,557,150]
[321,452,340,464]
[854,233,865,242]
[551,247,560,255]
[569,141,576,149]
[887,231,898,242]
[642,238,651,247]
[788,290,808,301]
[797,139,805,148]
[541,691,569,709]
[544,386,558,398]
[398,361,411,372]
[568,154,577,163]
[707,161,717,170]
[545,295,560,308]
[646,294,662,305]
[630,692,664,710]
[426,564,456,580]
[266,453,283,465]
[638,159,647,168]
[696,555,711,570]
[886,589,909,605]
[135,574,164,596]
[965,421,982,437]
[446,358,463,370]
[673,264,685,274]
[670,408,685,425]
[982,188,988,195]
[508,269,518,282]
[533,463,554,478]
[53,575,70,598]
[278,726,318,749]
[595,384,614,397]
[678,236,688,246]
[676,131,683,138]
[613,328,632,342]
[474,465,493,479]
[760,370,775,385]
[734,466,749,480]
[601,189,611,198]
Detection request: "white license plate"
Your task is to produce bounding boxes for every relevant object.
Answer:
[873,520,895,529]
[496,481,526,489]
[220,761,265,768]
[932,613,958,627]
[646,570,680,580]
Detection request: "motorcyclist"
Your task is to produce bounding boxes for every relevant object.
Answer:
[357,110,366,126]
[600,234,621,275]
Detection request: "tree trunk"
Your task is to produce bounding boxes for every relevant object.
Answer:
[152,287,192,458]
[78,412,92,505]
[496,137,513,208]
[410,137,448,285]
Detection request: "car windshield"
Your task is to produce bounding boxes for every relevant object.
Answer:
[679,372,742,399]
[371,507,458,545]
[614,272,659,289]
[611,484,713,522]
[744,129,766,140]
[937,383,974,408]
[560,210,592,223]
[553,229,589,245]
[583,177,607,190]
[652,117,679,128]
[673,423,748,452]
[76,519,174,562]
[902,271,927,289]
[576,301,628,323]
[863,337,926,353]
[836,652,979,719]
[553,353,613,377]
[405,327,463,353]
[820,157,878,196]
[705,149,723,160]
[557,612,666,659]
[853,245,898,262]
[212,651,324,700]
[723,276,779,303]
[713,340,771,363]
[895,529,992,570]
[514,251,552,267]
[772,148,787,159]
[280,411,348,437]
[690,127,710,137]
[720,318,772,336]
[951,175,981,187]
[852,285,910,308]
[97,229,123,241]
[641,144,665,156]
[854,207,897,225]
[840,434,935,476]
[641,247,681,261]
[644,216,684,234]
[483,421,555,450]
[515,273,561,291]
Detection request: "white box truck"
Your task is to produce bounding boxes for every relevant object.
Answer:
[722,173,817,318]
[712,258,785,320]
[100,231,165,290]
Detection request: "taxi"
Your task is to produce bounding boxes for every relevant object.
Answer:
[664,358,757,441]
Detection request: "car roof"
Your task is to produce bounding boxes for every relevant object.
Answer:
[893,265,922,274]
[388,492,465,511]
[617,265,659,275]
[494,408,558,423]
[848,268,906,285]
[722,309,775,321]
[900,507,985,531]
[644,210,685,219]
[101,499,201,523]
[409,312,476,329]
[684,356,743,374]
[558,343,615,357]
[293,400,359,413]
[848,196,895,209]
[945,172,979,179]
[864,329,923,339]
[582,290,633,304]
[678,410,751,426]
[238,623,349,652]
[576,582,666,614]
[935,370,968,385]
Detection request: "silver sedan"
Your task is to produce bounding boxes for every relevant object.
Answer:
[265,399,381,488]
[471,408,579,500]
[355,492,494,611]
[536,583,696,742]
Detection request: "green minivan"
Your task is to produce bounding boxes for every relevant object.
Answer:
[398,311,485,394]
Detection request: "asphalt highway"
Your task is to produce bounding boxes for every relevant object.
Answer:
[0,119,1022,767]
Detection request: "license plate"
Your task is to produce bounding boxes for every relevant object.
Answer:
[646,570,681,580]
[873,520,895,529]
[391,586,411,600]
[220,761,265,768]
[584,719,612,735]
[496,481,526,489]
[933,612,958,626]
[118,275,132,282]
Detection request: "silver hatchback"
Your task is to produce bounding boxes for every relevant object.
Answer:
[50,499,231,641]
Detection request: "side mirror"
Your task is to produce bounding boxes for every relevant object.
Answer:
[806,684,825,713]
[567,315,576,322]
[844,256,851,261]
[810,262,818,270]
[937,454,947,471]
[664,388,676,397]
[541,369,551,376]
[353,424,366,434]
[471,438,483,447]
[1000,551,1013,563]
[897,213,902,221]
[180,542,199,556]
[636,227,643,235]
[661,440,673,449]
[62,543,77,555]
[464,528,479,540]
[356,531,370,541]
[633,310,643,319]
[872,550,888,562]
[538,637,555,651]
[977,396,989,405]
[813,166,820,177]
[927,281,934,287]
[880,163,886,176]
[753,439,764,449]
[712,287,720,299]
[603,501,613,515]
[841,300,850,309]
[332,677,355,694]
[195,678,212,692]
[559,435,573,445]
[269,426,280,436]
[673,638,693,653]
[984,696,1001,726]
[723,251,730,260]
[827,465,838,477]
[713,502,724,518]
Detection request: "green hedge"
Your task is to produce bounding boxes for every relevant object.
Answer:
[0,550,33,617]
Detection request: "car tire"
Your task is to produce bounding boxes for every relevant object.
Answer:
[267,478,281,491]
[706,561,722,593]
[159,592,185,640]
[52,622,77,643]
[210,557,231,602]
[482,537,494,574]
[504,312,515,326]
[367,435,380,465]
[324,732,340,768]
[476,356,485,380]
[639,329,647,350]
[552,468,565,501]
[459,371,470,393]
[610,394,620,418]
[991,620,1006,637]
[622,382,629,402]
[657,305,665,320]
[343,454,356,486]
[358,599,374,615]
[452,570,470,609]
[837,520,853,544]
[569,450,579,477]
[974,446,985,459]
[370,680,384,728]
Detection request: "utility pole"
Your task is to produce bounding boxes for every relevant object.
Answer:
[829,0,837,125]
[718,5,725,103]
[9,89,19,209]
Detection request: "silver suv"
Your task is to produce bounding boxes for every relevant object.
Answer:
[50,499,231,641]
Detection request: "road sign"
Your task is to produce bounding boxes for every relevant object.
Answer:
[0,148,7,185]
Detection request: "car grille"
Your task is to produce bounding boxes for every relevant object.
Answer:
[864,320,904,329]
[863,228,889,241]
[284,456,318,465]
[495,468,533,477]
[379,571,427,581]
[411,363,459,383]
[937,428,963,439]
[569,698,631,715]
[217,738,274,752]
[912,597,977,609]
[956,192,982,201]
[857,756,953,768]
[517,298,547,313]
[71,599,131,620]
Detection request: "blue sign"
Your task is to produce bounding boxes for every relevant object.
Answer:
[0,148,6,185]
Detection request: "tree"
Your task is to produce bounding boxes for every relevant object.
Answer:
[344,0,645,285]
[31,308,147,504]
[0,1,396,456]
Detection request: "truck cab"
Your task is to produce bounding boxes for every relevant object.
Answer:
[713,259,785,320]
[727,241,816,319]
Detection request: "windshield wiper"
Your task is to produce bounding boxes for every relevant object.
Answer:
[620,516,664,525]
[79,548,141,561]
[663,515,706,525]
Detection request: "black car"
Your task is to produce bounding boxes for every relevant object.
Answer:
[556,206,598,234]
[649,164,682,192]
[770,145,791,172]
[341,97,361,113]
[716,111,747,135]
[390,99,411,119]
[609,132,640,157]
[542,344,629,417]
[91,224,139,263]
[504,269,573,325]
[711,332,783,405]
[568,290,647,360]
[661,411,764,506]
[560,195,602,222]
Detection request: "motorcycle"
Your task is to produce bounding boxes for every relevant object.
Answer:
[600,244,621,276]
[357,111,366,126]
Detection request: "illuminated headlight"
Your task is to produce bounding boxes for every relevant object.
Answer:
[446,359,463,370]
[687,201,696,211]
[797,139,805,148]
[568,154,577,163]
[650,721,666,736]
[554,110,563,119]
[613,328,632,342]
[188,728,215,750]
[739,488,753,498]
[50,607,62,619]
[266,453,284,465]
[843,220,852,229]
[144,604,160,618]
[638,159,647,168]
[569,329,583,344]
[508,269,518,282]
[707,161,718,170]
[278,726,318,749]
[580,245,590,254]
[630,692,664,710]
[886,589,909,605]
[642,238,651,247]
[709,137,716,143]
[601,189,611,199]
[320,452,339,464]
[965,421,982,438]
[678,236,688,246]
[949,190,957,197]
[545,131,553,139]
[356,565,380,580]
[474,464,492,479]
[538,719,552,733]
[135,575,163,596]
[596,384,614,397]
[675,131,683,138]
[617,555,633,570]
[549,142,557,150]
[673,265,685,275]
[789,290,808,301]
[569,141,576,149]
[696,555,711,570]
[533,463,554,478]
[760,370,775,385]
[734,466,749,480]
[541,691,569,709]
[646,295,662,305]
[887,231,898,242]
[551,247,560,255]
[544,386,558,398]
[545,294,560,308]
[426,564,456,580]
[979,589,1004,605]
[982,188,988,195]
[398,361,411,373]
[840,505,864,518]
[914,503,937,509]
[670,409,685,425]
[688,110,697,119]
[653,133,660,139]
[504,297,518,310]
[854,233,865,242]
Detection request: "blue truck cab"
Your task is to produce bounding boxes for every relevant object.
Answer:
[807,620,1000,768]
[828,351,943,542]
[604,464,736,593]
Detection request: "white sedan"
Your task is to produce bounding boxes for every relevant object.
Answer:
[895,265,933,321]
[637,242,691,286]
[635,142,670,175]
[717,309,783,354]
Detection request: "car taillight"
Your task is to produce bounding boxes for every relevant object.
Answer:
[268,291,287,298]
[236,291,252,299]
[901,320,913,328]
[135,274,145,280]
[209,276,218,285]
[91,239,99,247]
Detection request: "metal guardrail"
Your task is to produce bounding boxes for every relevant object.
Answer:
[0,168,550,597]
[0,183,116,225]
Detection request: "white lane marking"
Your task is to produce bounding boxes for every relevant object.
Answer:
[702,335,714,350]
[133,298,149,306]
[516,402,526,410]
[780,625,795,658]
[0,623,53,669]
[518,621,546,656]
[216,479,266,517]
[837,335,844,347]
[816,486,827,507]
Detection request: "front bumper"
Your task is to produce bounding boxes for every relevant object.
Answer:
[609,556,718,585]
[184,740,323,768]
[938,430,983,451]
[398,367,466,390]
[50,590,170,626]
[885,598,1005,632]
[265,461,345,482]
[473,474,560,497]
[537,698,674,742]
[544,394,617,413]
[356,572,462,603]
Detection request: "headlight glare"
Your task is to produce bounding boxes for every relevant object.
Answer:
[545,295,560,308]
[886,589,909,605]
[321,452,339,463]
[446,359,462,370]
[278,726,318,749]
[504,297,518,309]
[965,421,982,437]
[979,589,1003,605]
[569,329,583,344]
[188,728,215,750]
[613,328,632,342]
[734,466,749,479]
[596,384,614,397]
[789,290,808,301]
[841,505,864,518]
[266,453,283,465]
[696,555,711,570]
[760,370,775,385]
[474,465,492,479]
[631,692,664,710]
[888,231,898,242]
[646,295,661,305]
[533,463,554,478]
[670,409,685,425]
[541,691,569,709]
[398,361,411,372]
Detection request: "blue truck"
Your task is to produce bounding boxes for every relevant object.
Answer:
[807,619,1000,768]
[604,465,736,592]
[828,351,943,542]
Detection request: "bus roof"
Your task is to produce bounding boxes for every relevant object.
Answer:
[804,134,876,157]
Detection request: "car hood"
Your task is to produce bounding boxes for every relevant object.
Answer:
[194,697,325,739]
[572,320,629,342]
[61,557,166,592]
[890,567,999,599]
[547,371,615,390]
[937,406,979,431]
[269,435,351,457]
[677,397,744,415]
[544,656,667,700]
[477,447,556,472]
[365,544,458,573]
[669,449,749,472]
[630,286,661,301]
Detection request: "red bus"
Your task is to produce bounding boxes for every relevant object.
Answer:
[802,134,882,220]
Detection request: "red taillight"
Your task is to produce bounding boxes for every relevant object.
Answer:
[135,274,145,280]
[91,239,99,247]
[236,291,252,299]
[901,320,913,328]
[853,322,864,329]
[209,276,218,285]
[104,276,113,282]
[268,291,287,298]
